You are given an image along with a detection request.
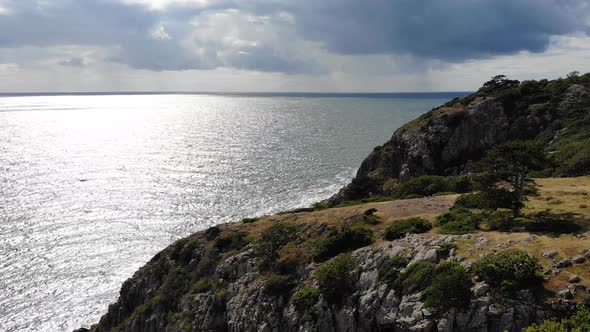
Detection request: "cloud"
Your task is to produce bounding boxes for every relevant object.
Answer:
[59,57,88,67]
[0,0,588,76]
[276,0,590,61]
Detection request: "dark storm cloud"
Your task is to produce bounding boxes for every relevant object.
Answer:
[276,0,590,61]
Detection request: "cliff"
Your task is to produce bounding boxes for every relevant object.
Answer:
[328,75,590,205]
[84,74,590,332]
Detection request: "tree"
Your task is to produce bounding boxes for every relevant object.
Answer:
[478,140,548,217]
[479,75,520,93]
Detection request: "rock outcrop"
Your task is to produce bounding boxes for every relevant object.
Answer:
[89,232,560,332]
[328,79,590,205]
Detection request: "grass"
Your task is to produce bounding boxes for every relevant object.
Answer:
[212,176,590,303]
[526,176,590,227]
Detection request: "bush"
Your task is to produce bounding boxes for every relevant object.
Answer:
[242,217,259,223]
[263,274,299,298]
[364,208,378,216]
[473,250,542,295]
[392,175,473,199]
[214,231,248,252]
[378,255,409,285]
[204,226,221,240]
[423,262,472,312]
[316,254,355,305]
[397,261,436,294]
[454,192,496,209]
[523,307,590,332]
[384,217,432,240]
[291,287,320,321]
[312,226,374,262]
[159,267,190,309]
[190,279,219,294]
[254,222,299,270]
[435,207,481,235]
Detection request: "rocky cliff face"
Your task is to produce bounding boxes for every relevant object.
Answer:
[328,79,590,205]
[89,231,558,332]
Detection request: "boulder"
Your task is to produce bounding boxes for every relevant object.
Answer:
[557,289,574,299]
[554,259,572,269]
[572,255,586,264]
[569,275,581,283]
[472,283,490,297]
[542,250,558,259]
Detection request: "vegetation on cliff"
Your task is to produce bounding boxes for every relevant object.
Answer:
[329,73,590,206]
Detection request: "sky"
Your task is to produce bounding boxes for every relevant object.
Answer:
[0,0,589,92]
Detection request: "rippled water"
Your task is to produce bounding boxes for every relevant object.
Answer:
[0,93,457,331]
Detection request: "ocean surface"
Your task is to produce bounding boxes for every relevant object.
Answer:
[0,92,467,331]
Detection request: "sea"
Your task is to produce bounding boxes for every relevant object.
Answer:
[0,92,468,331]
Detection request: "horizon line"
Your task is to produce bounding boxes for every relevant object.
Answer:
[0,91,473,98]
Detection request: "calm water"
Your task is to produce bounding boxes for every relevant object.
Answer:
[0,93,463,331]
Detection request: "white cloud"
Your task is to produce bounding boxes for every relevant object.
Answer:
[151,25,171,40]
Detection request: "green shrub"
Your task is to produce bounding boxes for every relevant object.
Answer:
[214,231,248,252]
[384,217,432,240]
[189,279,219,294]
[378,255,409,285]
[435,207,481,235]
[454,192,496,209]
[392,175,473,199]
[312,226,374,262]
[278,207,316,215]
[263,274,299,298]
[316,254,355,305]
[403,194,423,199]
[362,208,381,225]
[524,307,590,332]
[554,139,590,177]
[159,267,190,309]
[364,208,378,216]
[397,261,436,294]
[473,250,542,295]
[423,262,472,312]
[204,226,221,240]
[254,222,299,270]
[291,287,320,321]
[242,217,259,223]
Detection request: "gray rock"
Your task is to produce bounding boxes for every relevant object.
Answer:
[569,275,581,283]
[554,259,573,269]
[472,283,490,297]
[544,269,561,276]
[423,249,438,263]
[572,255,586,264]
[557,289,574,299]
[542,250,558,259]
[521,235,535,244]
